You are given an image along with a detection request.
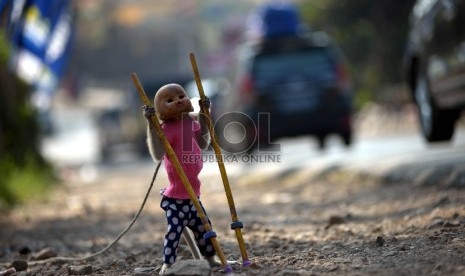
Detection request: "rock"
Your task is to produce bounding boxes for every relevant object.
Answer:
[353,256,369,266]
[443,220,460,227]
[382,251,397,257]
[0,268,16,276]
[18,246,31,255]
[32,248,57,260]
[451,237,462,243]
[164,259,211,276]
[133,266,157,276]
[428,219,445,229]
[11,259,28,271]
[279,269,309,275]
[325,216,345,229]
[375,236,385,247]
[68,265,93,275]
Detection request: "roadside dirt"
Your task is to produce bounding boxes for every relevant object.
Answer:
[1,104,465,275]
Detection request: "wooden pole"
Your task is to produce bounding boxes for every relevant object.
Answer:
[189,53,251,266]
[130,73,232,273]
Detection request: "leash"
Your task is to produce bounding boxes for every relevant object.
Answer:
[1,161,162,267]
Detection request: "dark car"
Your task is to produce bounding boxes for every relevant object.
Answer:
[403,0,465,142]
[223,32,353,152]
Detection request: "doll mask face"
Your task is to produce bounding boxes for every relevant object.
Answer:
[155,84,194,121]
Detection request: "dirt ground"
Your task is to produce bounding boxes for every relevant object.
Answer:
[1,105,465,275]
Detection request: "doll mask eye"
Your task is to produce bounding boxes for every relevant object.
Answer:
[167,94,185,103]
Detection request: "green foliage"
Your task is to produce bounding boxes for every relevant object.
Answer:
[0,30,57,209]
[0,30,9,64]
[0,156,55,208]
[299,0,416,109]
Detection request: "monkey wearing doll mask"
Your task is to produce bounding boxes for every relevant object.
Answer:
[143,83,219,274]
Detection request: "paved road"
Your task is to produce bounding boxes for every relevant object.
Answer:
[40,105,465,187]
[272,129,465,183]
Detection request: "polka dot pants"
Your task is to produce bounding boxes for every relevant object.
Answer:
[160,197,215,264]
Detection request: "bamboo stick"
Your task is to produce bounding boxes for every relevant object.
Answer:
[189,53,251,266]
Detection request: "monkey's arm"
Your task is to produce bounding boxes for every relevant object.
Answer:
[143,105,165,161]
[197,112,211,150]
[197,97,211,150]
[147,123,165,161]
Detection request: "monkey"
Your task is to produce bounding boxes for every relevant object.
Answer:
[143,83,219,275]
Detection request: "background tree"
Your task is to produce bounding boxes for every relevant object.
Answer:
[0,30,54,208]
[299,0,416,108]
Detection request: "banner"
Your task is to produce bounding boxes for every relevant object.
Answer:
[2,0,74,98]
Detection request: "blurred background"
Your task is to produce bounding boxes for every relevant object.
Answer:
[1,0,464,208]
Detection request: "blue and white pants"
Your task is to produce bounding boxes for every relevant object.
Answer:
[160,196,216,264]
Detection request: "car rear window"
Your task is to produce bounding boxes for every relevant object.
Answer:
[252,48,334,84]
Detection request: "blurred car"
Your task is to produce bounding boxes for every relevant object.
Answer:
[224,32,353,152]
[96,103,144,161]
[403,0,465,142]
[95,75,192,161]
[184,77,230,122]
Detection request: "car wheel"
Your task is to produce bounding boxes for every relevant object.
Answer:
[414,70,457,142]
[316,135,326,150]
[341,130,352,147]
[100,145,111,163]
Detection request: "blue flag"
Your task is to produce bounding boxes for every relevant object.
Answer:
[3,0,74,97]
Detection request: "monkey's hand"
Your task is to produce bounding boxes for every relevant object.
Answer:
[142,105,155,119]
[199,97,211,110]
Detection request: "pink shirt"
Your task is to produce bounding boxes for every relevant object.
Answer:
[161,115,203,199]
